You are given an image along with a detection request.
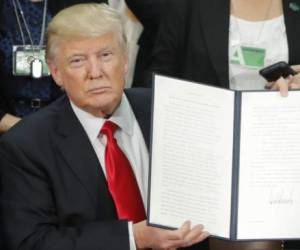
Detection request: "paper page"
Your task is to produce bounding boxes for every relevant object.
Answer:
[149,75,235,238]
[238,91,300,239]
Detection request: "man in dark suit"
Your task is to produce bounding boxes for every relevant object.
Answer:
[0,3,209,250]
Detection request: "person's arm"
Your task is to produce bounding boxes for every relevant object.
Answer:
[0,113,21,133]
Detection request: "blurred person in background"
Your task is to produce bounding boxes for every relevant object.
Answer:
[149,0,300,93]
[125,0,163,87]
[149,0,300,249]
[0,0,107,134]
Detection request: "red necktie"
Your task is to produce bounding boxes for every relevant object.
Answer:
[100,121,146,223]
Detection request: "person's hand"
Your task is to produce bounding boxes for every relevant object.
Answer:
[265,65,300,97]
[0,114,21,133]
[133,220,209,250]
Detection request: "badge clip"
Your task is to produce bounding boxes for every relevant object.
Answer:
[31,59,43,78]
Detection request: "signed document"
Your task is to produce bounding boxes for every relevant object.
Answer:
[148,74,300,240]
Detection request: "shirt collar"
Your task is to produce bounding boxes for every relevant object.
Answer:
[70,93,134,143]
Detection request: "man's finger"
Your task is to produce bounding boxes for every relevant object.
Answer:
[182,224,204,243]
[176,220,191,239]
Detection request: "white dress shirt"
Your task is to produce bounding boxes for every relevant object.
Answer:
[70,93,149,250]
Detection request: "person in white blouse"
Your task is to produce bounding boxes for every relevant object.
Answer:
[150,0,300,95]
[228,0,300,95]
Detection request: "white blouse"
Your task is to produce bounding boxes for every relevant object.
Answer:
[229,15,288,90]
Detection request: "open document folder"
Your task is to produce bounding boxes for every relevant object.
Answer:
[147,74,300,241]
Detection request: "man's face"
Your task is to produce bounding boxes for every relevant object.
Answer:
[49,33,128,117]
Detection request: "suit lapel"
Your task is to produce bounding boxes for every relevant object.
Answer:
[125,89,152,149]
[283,0,300,65]
[199,0,230,88]
[54,96,111,208]
[134,106,151,149]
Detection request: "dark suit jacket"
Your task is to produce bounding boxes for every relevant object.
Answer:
[0,89,151,250]
[0,88,210,250]
[150,0,300,88]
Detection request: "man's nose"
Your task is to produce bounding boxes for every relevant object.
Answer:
[88,57,102,79]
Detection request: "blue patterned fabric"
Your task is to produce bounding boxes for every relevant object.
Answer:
[0,0,62,117]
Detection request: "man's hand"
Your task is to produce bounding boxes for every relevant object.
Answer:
[133,220,209,250]
[0,114,21,133]
[265,65,300,97]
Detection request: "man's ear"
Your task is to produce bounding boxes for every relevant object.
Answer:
[48,60,63,88]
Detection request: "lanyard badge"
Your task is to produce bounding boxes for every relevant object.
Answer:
[13,45,49,78]
[230,44,266,68]
[12,0,49,78]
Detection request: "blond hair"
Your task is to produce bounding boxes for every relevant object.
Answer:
[46,3,127,61]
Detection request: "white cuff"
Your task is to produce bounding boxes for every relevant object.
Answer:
[128,221,137,250]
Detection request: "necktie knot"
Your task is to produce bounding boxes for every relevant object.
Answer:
[100,121,118,141]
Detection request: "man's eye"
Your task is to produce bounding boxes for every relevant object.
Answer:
[70,58,85,67]
[101,52,113,61]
